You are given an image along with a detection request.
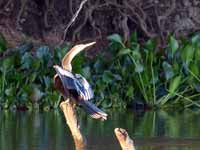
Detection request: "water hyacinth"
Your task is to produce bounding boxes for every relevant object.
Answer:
[0,32,200,110]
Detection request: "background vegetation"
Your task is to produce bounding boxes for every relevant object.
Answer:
[1,32,200,110]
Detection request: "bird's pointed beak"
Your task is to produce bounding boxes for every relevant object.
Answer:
[81,42,96,50]
[83,41,96,47]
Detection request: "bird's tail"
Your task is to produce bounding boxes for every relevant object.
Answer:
[79,101,107,121]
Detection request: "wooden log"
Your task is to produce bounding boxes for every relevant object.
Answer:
[114,128,136,150]
[60,100,86,150]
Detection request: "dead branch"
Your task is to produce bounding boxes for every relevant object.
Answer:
[61,0,89,45]
[60,100,86,150]
[72,10,89,41]
[3,0,13,10]
[16,0,28,30]
[115,128,136,150]
[68,0,73,16]
[124,1,156,38]
[158,0,176,21]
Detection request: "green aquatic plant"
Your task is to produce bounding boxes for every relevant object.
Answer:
[0,36,71,110]
[0,32,200,110]
[90,33,200,108]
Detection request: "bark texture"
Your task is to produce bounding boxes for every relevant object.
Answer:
[60,100,86,150]
[115,128,136,150]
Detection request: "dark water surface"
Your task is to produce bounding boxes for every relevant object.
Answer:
[0,109,200,150]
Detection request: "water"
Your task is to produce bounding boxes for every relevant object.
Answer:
[0,109,200,150]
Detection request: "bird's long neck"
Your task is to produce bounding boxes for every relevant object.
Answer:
[62,46,84,71]
[62,42,96,72]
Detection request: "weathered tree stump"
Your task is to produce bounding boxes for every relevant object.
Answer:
[114,128,136,150]
[60,100,86,150]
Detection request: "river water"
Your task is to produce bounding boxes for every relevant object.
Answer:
[0,109,200,150]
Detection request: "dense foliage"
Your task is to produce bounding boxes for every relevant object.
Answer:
[92,33,200,109]
[0,33,200,110]
[0,35,69,110]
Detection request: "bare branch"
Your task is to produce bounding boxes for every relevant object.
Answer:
[61,0,89,45]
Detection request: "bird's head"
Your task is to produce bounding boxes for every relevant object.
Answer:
[53,65,62,73]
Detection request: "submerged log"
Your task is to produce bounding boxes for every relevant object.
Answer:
[114,128,136,150]
[60,100,86,150]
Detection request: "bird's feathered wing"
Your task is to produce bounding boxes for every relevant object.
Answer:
[54,65,93,100]
[75,74,94,100]
[79,100,107,120]
[54,65,107,120]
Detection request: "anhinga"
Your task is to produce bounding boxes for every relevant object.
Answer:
[53,42,107,121]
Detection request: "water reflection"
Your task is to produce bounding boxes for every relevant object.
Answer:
[0,109,200,150]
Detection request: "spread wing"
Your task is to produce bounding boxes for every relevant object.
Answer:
[54,65,94,100]
[75,74,94,100]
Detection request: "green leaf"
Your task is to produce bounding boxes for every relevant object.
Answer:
[189,63,199,77]
[162,61,174,80]
[21,52,33,69]
[30,86,44,102]
[169,36,179,54]
[113,74,122,81]
[102,70,113,84]
[5,87,15,96]
[150,70,159,84]
[72,54,85,73]
[32,58,41,70]
[82,66,91,79]
[126,86,134,97]
[0,33,7,53]
[29,73,37,82]
[93,58,103,73]
[131,50,141,60]
[43,76,51,89]
[107,34,122,44]
[144,39,156,51]
[169,76,182,94]
[117,48,131,56]
[18,43,33,54]
[96,79,107,91]
[181,44,194,64]
[36,46,51,62]
[130,32,137,44]
[191,34,200,46]
[194,47,200,61]
[2,57,14,69]
[135,62,144,73]
[101,100,112,108]
[54,45,70,61]
[12,71,24,82]
[192,82,200,92]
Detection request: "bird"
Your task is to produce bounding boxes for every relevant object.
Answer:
[53,42,107,121]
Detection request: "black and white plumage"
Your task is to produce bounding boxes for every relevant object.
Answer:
[54,65,107,120]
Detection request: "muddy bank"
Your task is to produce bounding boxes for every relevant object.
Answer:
[0,0,200,47]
